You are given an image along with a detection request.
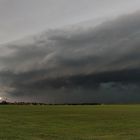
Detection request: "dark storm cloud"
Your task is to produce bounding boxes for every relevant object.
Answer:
[0,11,140,103]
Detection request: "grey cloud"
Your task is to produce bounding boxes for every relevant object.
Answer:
[1,0,140,43]
[0,11,140,103]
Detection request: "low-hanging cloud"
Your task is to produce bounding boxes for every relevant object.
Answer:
[0,11,140,103]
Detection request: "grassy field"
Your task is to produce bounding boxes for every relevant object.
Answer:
[0,105,140,140]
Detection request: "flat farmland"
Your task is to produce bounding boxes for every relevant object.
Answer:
[0,105,140,140]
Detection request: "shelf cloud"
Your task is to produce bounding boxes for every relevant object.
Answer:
[0,11,140,103]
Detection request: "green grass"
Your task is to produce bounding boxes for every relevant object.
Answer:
[0,105,140,140]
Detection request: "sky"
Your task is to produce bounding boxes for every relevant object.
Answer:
[1,0,140,44]
[0,0,140,103]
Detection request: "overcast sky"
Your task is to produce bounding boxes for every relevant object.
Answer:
[0,0,140,103]
[1,0,140,44]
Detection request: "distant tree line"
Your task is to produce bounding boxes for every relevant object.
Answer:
[0,101,101,105]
